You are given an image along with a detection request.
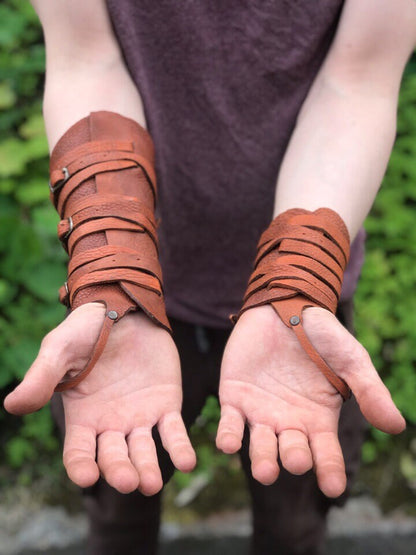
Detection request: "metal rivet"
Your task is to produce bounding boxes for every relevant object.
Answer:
[289,315,300,326]
[107,310,118,320]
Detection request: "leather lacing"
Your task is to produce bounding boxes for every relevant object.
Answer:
[234,208,351,401]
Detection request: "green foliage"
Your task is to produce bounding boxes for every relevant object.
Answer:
[354,63,416,505]
[355,70,416,423]
[0,0,66,478]
[6,407,59,469]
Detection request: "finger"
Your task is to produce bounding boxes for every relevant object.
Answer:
[63,424,100,489]
[310,431,346,498]
[303,309,406,434]
[158,412,196,472]
[4,338,68,415]
[128,428,163,496]
[249,424,279,485]
[216,405,245,454]
[278,429,313,475]
[97,431,139,493]
[4,303,106,415]
[340,353,405,434]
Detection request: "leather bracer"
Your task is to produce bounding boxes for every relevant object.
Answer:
[233,208,351,401]
[49,111,169,391]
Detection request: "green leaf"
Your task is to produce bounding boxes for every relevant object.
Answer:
[15,179,49,205]
[0,137,27,176]
[0,135,48,177]
[6,437,35,468]
[0,178,14,194]
[0,279,17,306]
[32,206,60,236]
[23,261,66,302]
[0,6,26,49]
[19,113,46,139]
[0,82,16,109]
[1,338,40,379]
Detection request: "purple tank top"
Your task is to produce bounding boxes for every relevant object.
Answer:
[106,0,364,328]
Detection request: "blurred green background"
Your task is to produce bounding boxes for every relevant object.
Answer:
[0,0,415,516]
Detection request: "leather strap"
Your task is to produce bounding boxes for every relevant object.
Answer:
[51,144,157,194]
[234,208,351,401]
[54,314,115,392]
[57,195,158,252]
[49,111,170,391]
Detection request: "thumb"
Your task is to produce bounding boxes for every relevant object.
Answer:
[4,303,106,415]
[342,356,405,435]
[303,308,406,435]
[4,344,67,415]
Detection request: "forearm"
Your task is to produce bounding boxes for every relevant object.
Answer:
[32,0,146,150]
[274,0,416,240]
[274,71,397,240]
[44,61,146,151]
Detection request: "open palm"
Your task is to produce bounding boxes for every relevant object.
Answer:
[217,305,405,497]
[4,303,196,495]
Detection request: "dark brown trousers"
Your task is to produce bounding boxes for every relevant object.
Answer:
[52,300,365,555]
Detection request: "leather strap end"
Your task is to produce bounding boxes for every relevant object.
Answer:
[271,297,351,401]
[55,310,116,391]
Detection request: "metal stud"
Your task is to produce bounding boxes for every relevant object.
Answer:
[289,315,300,326]
[107,310,119,320]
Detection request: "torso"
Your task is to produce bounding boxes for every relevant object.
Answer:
[106,0,363,328]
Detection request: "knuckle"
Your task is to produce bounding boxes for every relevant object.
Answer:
[252,449,275,460]
[40,328,67,359]
[284,441,309,453]
[63,452,85,469]
[345,341,372,371]
[219,421,239,434]
[321,460,345,474]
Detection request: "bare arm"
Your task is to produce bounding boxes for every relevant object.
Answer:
[31,0,146,149]
[218,0,416,497]
[4,0,196,494]
[274,0,416,238]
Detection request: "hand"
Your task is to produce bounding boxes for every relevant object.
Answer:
[216,305,405,497]
[4,303,196,495]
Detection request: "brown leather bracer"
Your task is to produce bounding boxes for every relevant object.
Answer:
[233,208,351,401]
[49,111,170,391]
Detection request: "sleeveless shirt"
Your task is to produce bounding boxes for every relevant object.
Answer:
[106,0,365,328]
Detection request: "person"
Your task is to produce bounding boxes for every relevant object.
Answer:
[4,1,416,553]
